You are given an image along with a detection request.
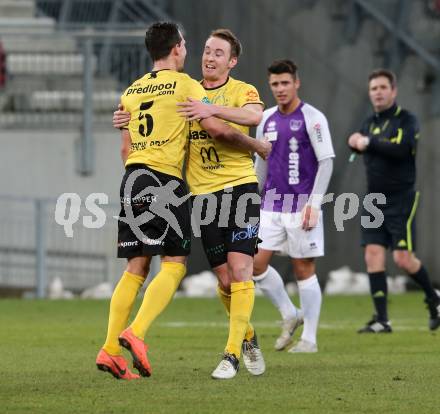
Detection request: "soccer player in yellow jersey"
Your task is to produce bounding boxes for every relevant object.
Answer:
[97,22,270,380]
[179,29,266,379]
[113,29,267,380]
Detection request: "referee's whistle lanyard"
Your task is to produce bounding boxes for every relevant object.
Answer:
[368,119,390,138]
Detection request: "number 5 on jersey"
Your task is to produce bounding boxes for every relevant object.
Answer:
[138,100,154,137]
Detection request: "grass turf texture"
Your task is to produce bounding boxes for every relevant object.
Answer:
[1,293,438,414]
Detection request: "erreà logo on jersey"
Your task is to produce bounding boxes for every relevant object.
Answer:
[289,137,299,185]
[126,81,177,96]
[313,123,323,142]
[267,120,277,132]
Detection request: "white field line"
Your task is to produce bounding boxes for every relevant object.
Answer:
[158,321,427,331]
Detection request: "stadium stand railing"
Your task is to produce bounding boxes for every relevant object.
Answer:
[0,0,174,130]
[0,31,149,129]
[0,195,123,297]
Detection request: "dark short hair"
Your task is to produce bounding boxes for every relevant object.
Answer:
[267,59,298,79]
[210,28,242,58]
[368,68,397,89]
[145,21,182,61]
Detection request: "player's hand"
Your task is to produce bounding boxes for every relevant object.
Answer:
[348,133,368,152]
[113,104,131,129]
[301,205,320,231]
[177,97,213,120]
[256,138,272,160]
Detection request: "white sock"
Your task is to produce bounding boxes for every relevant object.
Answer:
[254,265,300,321]
[298,274,322,345]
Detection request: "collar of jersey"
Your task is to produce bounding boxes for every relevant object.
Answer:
[201,76,230,90]
[375,103,398,119]
[276,100,304,117]
[148,68,171,77]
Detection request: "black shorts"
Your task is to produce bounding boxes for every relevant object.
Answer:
[117,164,191,258]
[192,183,261,268]
[361,190,419,251]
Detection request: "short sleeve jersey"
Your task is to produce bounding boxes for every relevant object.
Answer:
[185,77,264,195]
[257,102,334,212]
[121,70,208,179]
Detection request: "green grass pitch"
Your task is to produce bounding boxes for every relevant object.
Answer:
[1,293,439,414]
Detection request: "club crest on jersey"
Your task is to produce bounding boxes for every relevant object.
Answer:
[290,119,303,131]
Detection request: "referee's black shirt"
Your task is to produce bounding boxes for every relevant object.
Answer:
[359,103,419,195]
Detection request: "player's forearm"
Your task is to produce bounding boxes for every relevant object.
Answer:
[120,130,131,165]
[367,139,412,159]
[254,155,268,193]
[308,158,333,208]
[212,105,262,126]
[121,148,129,164]
[214,123,259,152]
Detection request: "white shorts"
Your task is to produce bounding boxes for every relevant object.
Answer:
[258,210,324,258]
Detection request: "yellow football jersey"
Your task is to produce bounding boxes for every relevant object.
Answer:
[121,70,208,179]
[186,77,264,194]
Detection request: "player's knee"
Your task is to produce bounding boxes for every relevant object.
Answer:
[364,247,383,268]
[293,260,315,279]
[229,262,253,282]
[126,257,150,278]
[213,264,230,290]
[393,252,412,271]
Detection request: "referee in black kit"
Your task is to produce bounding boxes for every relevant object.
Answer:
[348,68,440,333]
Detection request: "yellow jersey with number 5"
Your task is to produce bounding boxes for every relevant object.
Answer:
[186,77,263,195]
[121,69,208,179]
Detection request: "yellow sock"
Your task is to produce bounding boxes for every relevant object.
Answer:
[217,285,254,341]
[225,281,255,358]
[102,271,145,355]
[130,262,186,339]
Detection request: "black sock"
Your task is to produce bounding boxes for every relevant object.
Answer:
[368,271,388,322]
[410,265,438,301]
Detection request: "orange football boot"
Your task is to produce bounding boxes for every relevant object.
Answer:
[96,349,140,380]
[118,328,152,377]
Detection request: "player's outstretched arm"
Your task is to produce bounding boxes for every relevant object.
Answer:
[200,116,271,160]
[178,98,263,126]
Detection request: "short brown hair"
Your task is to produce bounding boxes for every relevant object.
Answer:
[210,28,242,58]
[267,59,298,79]
[368,68,397,89]
[145,22,182,61]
